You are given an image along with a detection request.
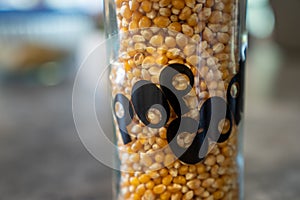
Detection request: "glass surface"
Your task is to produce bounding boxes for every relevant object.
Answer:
[104,0,247,199]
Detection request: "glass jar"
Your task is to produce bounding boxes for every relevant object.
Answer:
[104,0,247,199]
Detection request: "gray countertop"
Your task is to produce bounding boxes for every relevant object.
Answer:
[0,37,300,200]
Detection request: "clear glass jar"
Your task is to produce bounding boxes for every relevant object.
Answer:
[104,0,247,199]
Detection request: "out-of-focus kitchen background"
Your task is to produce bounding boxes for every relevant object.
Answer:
[0,0,299,199]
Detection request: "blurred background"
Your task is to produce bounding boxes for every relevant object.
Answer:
[0,0,299,199]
